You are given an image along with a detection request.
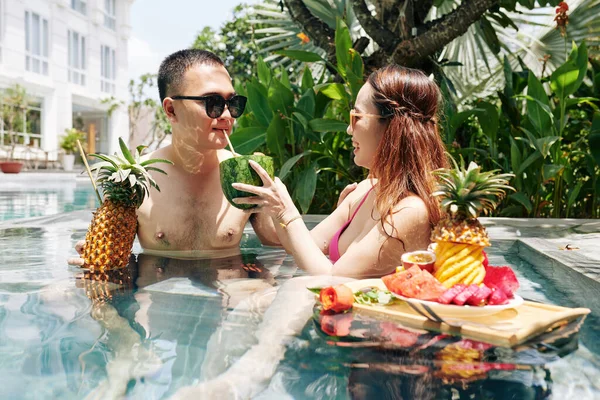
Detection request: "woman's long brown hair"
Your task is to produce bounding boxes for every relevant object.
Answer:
[367,65,448,236]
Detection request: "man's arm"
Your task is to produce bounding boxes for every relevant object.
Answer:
[249,212,281,246]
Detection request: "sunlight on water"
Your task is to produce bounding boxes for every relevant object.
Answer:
[0,213,599,399]
[0,179,97,221]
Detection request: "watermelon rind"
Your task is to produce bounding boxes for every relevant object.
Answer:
[220,155,275,209]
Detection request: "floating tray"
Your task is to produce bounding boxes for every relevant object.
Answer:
[344,279,591,347]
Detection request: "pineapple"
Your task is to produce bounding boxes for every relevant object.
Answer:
[82,138,172,273]
[431,158,513,288]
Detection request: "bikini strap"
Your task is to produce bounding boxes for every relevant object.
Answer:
[348,186,374,221]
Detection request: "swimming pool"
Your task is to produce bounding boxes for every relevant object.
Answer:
[0,176,98,221]
[0,205,599,398]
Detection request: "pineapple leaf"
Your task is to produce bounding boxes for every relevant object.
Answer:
[135,145,148,162]
[433,156,514,218]
[119,137,136,164]
[90,154,119,169]
[145,166,168,175]
[140,158,173,167]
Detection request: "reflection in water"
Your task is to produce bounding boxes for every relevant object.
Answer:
[75,253,282,399]
[1,218,599,399]
[0,181,97,221]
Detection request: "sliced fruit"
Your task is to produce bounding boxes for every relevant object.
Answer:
[383,266,446,301]
[487,284,509,305]
[452,284,480,306]
[466,285,493,306]
[437,284,467,304]
[382,265,423,293]
[482,250,489,268]
[483,265,519,298]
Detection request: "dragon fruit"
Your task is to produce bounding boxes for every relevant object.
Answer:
[483,265,519,298]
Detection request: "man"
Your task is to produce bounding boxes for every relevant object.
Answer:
[70,49,279,265]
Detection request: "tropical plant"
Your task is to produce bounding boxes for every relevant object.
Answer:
[0,85,30,161]
[231,18,364,213]
[102,74,171,150]
[59,128,86,155]
[247,0,600,107]
[191,4,263,83]
[448,41,600,218]
[249,0,584,73]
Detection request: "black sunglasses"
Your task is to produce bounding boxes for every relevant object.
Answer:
[170,94,247,119]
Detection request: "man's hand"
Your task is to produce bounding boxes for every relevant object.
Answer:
[337,182,358,208]
[67,240,85,266]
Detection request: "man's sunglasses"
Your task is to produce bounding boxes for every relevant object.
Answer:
[170,94,248,119]
[349,109,390,129]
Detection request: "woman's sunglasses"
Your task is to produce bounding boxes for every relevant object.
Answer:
[171,94,248,119]
[349,109,389,129]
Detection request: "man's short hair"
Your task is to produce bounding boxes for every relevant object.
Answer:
[158,49,225,102]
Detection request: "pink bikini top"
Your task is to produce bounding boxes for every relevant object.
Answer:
[329,187,374,263]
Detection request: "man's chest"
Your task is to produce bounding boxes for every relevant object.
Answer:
[136,175,250,251]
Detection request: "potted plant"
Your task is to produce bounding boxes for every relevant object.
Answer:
[0,85,30,174]
[59,128,86,171]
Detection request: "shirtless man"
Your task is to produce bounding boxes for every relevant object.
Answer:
[70,49,279,264]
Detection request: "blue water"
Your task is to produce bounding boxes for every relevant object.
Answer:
[0,178,98,221]
[0,189,599,398]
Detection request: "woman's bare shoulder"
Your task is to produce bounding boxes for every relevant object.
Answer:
[392,195,430,223]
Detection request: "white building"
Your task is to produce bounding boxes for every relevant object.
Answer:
[0,0,133,161]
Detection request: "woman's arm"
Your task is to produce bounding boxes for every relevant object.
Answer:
[232,161,430,278]
[249,212,281,246]
[278,198,430,277]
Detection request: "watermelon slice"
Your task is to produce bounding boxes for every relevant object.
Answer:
[483,265,519,298]
[382,266,422,294]
[383,266,446,301]
[452,284,480,306]
[397,271,446,301]
[437,284,467,304]
[466,284,492,306]
[487,284,509,305]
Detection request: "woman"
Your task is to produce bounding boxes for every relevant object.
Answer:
[233,64,448,278]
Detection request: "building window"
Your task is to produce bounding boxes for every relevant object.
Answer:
[0,98,43,148]
[71,0,87,15]
[25,11,49,75]
[104,0,116,30]
[101,45,116,93]
[68,30,86,85]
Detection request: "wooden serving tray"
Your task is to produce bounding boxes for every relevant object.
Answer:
[344,279,591,347]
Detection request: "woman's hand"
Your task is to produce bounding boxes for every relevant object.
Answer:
[337,182,357,208]
[232,160,299,223]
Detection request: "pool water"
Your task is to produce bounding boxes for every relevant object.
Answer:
[0,215,599,398]
[0,179,98,221]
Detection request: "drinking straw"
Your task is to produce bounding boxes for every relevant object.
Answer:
[223,130,239,156]
[77,139,103,205]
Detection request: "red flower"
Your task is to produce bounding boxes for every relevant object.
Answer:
[554,1,569,36]
[320,311,353,336]
[319,285,354,312]
[556,1,569,12]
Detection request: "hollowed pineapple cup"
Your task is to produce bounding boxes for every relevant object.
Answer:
[220,155,275,210]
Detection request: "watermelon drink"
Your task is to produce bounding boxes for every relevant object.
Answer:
[220,154,275,210]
